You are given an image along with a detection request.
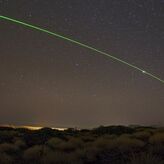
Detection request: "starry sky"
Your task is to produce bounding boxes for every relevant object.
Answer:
[0,0,164,128]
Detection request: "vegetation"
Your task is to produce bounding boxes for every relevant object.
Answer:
[0,125,164,163]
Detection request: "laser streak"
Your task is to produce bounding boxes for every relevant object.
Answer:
[0,15,163,84]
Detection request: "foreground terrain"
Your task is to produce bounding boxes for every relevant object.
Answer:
[0,125,164,164]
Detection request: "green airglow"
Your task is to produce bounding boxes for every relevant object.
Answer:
[0,15,163,84]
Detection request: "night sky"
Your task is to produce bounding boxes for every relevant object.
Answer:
[0,0,164,128]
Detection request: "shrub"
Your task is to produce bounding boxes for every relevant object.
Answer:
[155,128,164,133]
[93,126,135,135]
[58,141,76,152]
[93,137,117,150]
[80,135,95,142]
[23,145,43,161]
[14,139,26,149]
[115,136,145,152]
[102,134,117,139]
[0,130,18,143]
[23,145,50,162]
[42,151,83,164]
[148,144,164,157]
[58,137,83,152]
[127,153,164,164]
[46,137,63,150]
[132,131,151,141]
[149,133,164,144]
[120,134,132,138]
[75,146,100,163]
[68,137,84,148]
[0,143,19,155]
[0,153,14,164]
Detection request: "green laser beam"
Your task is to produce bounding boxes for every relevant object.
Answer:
[0,15,163,84]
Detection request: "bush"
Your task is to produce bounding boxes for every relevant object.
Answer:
[58,137,84,152]
[14,138,26,149]
[68,137,84,148]
[132,131,151,141]
[0,130,18,143]
[93,137,117,150]
[2,126,164,163]
[127,153,164,164]
[115,136,145,152]
[148,144,164,157]
[155,128,164,133]
[42,151,83,164]
[149,133,164,144]
[102,134,117,139]
[93,126,135,135]
[0,143,19,155]
[75,146,100,163]
[23,145,43,162]
[80,135,95,142]
[0,153,14,164]
[46,137,64,150]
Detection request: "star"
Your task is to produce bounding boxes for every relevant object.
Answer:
[75,63,79,67]
[0,0,163,128]
[142,70,146,74]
